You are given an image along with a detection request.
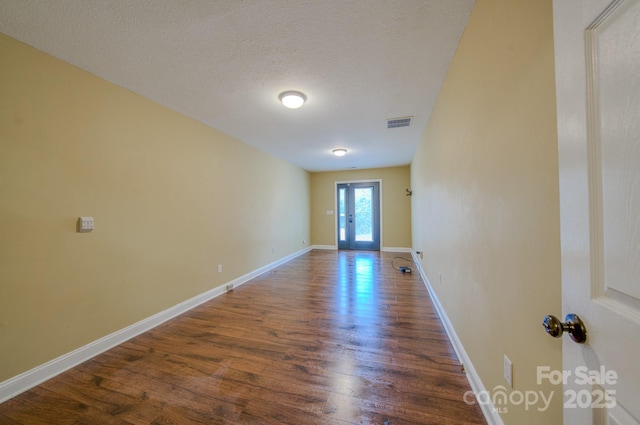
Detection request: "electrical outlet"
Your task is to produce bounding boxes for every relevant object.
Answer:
[504,355,513,388]
[217,264,222,273]
[77,216,95,233]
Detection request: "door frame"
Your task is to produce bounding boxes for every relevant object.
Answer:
[334,179,383,250]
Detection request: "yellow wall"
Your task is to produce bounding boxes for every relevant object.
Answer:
[310,167,411,249]
[411,1,562,424]
[0,33,310,381]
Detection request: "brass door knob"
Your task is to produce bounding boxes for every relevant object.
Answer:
[542,313,587,344]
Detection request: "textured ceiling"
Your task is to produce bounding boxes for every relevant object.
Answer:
[0,0,475,171]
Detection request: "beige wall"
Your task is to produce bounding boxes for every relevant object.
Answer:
[0,33,310,381]
[310,167,411,249]
[411,1,562,424]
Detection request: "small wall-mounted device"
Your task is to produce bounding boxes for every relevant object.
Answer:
[77,216,94,233]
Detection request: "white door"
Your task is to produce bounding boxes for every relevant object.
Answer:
[553,0,640,424]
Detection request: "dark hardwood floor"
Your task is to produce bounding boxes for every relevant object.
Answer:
[0,250,486,424]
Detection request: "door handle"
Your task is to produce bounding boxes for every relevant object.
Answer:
[542,313,587,344]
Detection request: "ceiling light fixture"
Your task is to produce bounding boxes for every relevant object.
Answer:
[279,91,306,109]
[332,148,347,157]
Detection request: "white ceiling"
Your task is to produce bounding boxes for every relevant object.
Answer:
[0,0,475,172]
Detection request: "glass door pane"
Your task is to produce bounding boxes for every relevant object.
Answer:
[338,187,347,242]
[354,187,373,242]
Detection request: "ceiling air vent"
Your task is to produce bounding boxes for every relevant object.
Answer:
[387,116,413,129]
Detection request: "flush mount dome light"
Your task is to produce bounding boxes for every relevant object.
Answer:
[332,148,347,157]
[279,91,306,109]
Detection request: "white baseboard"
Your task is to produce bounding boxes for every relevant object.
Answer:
[411,252,504,425]
[0,246,313,403]
[311,245,337,250]
[381,247,412,253]
[310,245,412,253]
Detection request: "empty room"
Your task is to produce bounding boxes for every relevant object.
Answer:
[2,1,639,424]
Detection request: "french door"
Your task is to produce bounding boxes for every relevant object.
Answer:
[337,182,380,251]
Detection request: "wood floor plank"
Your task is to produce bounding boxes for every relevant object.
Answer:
[0,250,486,424]
[324,391,485,425]
[0,412,22,425]
[0,386,135,425]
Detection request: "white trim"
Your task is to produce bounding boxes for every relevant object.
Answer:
[411,252,504,425]
[311,245,411,253]
[381,247,412,253]
[0,246,312,403]
[311,244,338,250]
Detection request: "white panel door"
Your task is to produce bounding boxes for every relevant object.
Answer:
[553,0,640,423]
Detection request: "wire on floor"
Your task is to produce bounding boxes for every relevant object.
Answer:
[391,256,415,272]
